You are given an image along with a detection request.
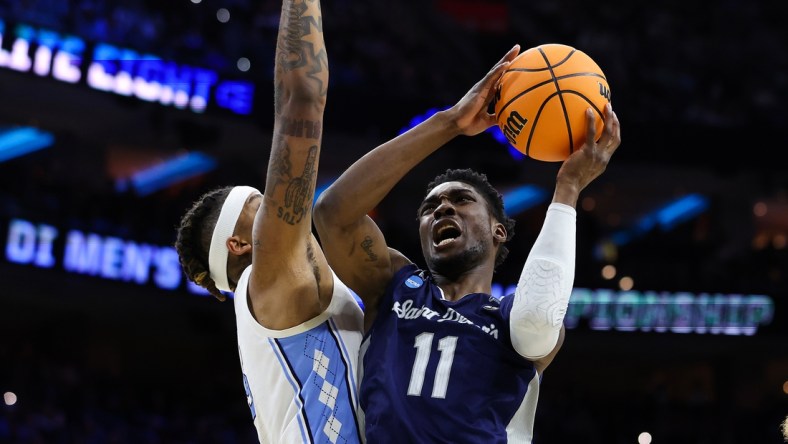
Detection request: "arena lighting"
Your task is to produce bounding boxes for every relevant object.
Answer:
[0,19,255,115]
[638,432,652,444]
[487,125,527,160]
[313,178,336,205]
[502,185,548,216]
[654,193,709,230]
[0,127,54,163]
[3,392,17,406]
[398,107,443,136]
[116,152,217,196]
[608,193,710,246]
[399,108,526,160]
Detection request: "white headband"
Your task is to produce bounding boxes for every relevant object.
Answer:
[208,186,260,292]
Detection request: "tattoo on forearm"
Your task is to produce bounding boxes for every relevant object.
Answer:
[275,145,317,225]
[277,1,311,72]
[269,139,292,191]
[281,117,321,140]
[274,80,284,116]
[361,236,378,262]
[274,0,328,108]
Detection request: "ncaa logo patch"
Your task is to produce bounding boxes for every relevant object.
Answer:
[405,275,424,288]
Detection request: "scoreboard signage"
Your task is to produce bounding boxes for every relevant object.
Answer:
[4,218,210,296]
[0,19,254,116]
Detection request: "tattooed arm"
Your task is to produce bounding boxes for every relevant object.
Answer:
[248,0,332,329]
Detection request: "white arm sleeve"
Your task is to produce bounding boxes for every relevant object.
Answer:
[510,203,576,360]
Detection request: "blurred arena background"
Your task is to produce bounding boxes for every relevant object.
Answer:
[0,0,786,442]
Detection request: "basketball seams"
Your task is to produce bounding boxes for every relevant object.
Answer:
[504,48,581,72]
[556,90,606,123]
[544,48,575,69]
[495,43,609,162]
[538,47,574,157]
[526,91,573,160]
[507,70,606,82]
[497,77,555,116]
[555,72,607,82]
[497,73,607,117]
[526,91,556,158]
[506,67,551,73]
[558,91,605,111]
[525,91,605,160]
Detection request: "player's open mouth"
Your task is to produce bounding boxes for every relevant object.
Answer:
[433,223,462,247]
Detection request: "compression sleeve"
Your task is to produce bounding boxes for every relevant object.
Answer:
[510,203,576,360]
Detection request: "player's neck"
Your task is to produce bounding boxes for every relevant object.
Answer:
[432,269,492,302]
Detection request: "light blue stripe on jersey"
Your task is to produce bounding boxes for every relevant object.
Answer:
[269,337,311,443]
[329,317,359,407]
[276,321,360,444]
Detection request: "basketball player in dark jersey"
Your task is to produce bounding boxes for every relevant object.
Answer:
[314,45,621,443]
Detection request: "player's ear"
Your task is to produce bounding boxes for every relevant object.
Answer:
[492,223,507,244]
[226,235,252,256]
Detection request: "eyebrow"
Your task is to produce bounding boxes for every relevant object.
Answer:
[418,188,475,211]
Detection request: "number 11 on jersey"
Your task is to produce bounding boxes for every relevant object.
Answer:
[407,333,458,399]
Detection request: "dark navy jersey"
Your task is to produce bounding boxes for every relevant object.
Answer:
[360,264,541,444]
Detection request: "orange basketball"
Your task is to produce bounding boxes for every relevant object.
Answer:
[494,43,611,162]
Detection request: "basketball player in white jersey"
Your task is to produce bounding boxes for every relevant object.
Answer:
[174,0,364,442]
[314,45,621,442]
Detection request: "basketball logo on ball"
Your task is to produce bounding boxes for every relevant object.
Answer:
[493,43,611,162]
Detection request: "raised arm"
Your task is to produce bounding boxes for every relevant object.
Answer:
[510,104,621,373]
[314,46,521,330]
[248,0,329,328]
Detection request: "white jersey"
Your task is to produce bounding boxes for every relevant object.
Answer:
[234,265,365,443]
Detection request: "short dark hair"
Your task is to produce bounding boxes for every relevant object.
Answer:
[425,168,515,268]
[174,186,233,301]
